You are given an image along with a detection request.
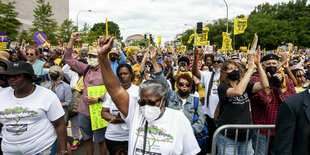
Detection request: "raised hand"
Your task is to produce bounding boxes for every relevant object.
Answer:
[70,32,81,41]
[149,46,157,60]
[97,36,115,56]
[280,52,289,67]
[254,45,261,66]
[248,53,256,71]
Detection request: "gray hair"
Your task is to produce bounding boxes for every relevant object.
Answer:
[48,66,64,81]
[139,79,168,98]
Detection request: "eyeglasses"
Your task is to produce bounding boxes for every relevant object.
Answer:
[26,53,34,56]
[138,98,162,106]
[296,74,305,78]
[178,82,190,87]
[213,60,223,64]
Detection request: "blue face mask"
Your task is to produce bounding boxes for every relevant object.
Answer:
[42,68,50,75]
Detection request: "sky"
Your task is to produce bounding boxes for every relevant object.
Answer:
[69,0,294,45]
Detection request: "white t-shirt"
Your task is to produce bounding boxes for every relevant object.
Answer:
[102,84,139,141]
[0,85,65,154]
[199,70,220,118]
[122,95,200,155]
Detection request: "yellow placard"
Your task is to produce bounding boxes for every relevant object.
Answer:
[234,18,248,35]
[158,35,161,46]
[0,42,9,50]
[194,27,209,46]
[87,85,108,131]
[222,32,233,51]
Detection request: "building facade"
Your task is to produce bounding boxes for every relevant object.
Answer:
[3,0,69,31]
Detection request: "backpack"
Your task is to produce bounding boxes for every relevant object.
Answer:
[193,97,209,147]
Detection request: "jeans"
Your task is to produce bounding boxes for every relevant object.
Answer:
[78,113,106,142]
[252,129,274,155]
[217,134,254,155]
[70,115,79,140]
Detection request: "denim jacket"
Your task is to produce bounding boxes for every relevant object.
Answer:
[153,70,205,134]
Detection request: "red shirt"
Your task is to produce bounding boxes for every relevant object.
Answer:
[250,73,296,136]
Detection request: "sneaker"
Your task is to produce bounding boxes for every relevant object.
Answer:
[70,139,80,150]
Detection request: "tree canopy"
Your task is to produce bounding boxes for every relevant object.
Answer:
[0,0,21,41]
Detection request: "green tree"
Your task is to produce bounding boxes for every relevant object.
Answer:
[18,29,32,43]
[90,21,122,40]
[180,29,195,50]
[0,0,21,41]
[30,0,58,44]
[58,19,78,43]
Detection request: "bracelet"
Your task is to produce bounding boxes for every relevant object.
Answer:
[60,150,68,155]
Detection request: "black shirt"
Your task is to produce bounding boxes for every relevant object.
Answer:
[217,82,254,141]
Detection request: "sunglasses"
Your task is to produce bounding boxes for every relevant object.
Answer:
[138,98,162,106]
[213,60,223,64]
[178,82,190,87]
[296,74,305,78]
[26,53,34,56]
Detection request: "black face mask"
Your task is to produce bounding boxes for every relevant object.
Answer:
[266,66,277,76]
[50,73,60,81]
[145,65,153,72]
[110,57,117,62]
[137,57,143,63]
[227,70,240,81]
[178,89,190,97]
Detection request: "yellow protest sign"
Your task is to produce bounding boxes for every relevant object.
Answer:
[234,18,248,35]
[222,32,233,51]
[158,35,161,46]
[0,42,9,50]
[87,85,108,131]
[194,27,209,46]
[187,34,195,44]
[239,46,247,52]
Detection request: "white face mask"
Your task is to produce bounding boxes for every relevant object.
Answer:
[140,98,163,122]
[42,68,50,75]
[87,57,98,67]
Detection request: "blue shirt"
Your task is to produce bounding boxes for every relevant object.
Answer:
[28,59,45,76]
[110,52,126,76]
[43,80,72,110]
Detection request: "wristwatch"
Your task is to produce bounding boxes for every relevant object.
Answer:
[98,97,103,103]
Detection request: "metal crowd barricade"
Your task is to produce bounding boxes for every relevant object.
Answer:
[211,124,275,155]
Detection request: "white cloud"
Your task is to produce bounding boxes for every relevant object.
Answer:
[69,0,292,45]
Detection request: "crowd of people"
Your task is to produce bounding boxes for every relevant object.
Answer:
[0,32,309,155]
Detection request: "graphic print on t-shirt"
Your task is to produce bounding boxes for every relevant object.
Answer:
[135,125,174,154]
[0,107,38,135]
[229,93,249,104]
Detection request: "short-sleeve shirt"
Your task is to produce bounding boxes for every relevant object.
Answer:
[122,95,200,154]
[102,84,139,141]
[0,86,64,154]
[217,82,254,140]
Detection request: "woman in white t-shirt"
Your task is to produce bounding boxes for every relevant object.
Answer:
[96,36,200,155]
[101,64,139,154]
[0,61,68,155]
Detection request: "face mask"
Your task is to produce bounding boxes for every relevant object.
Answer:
[127,62,131,65]
[145,65,153,72]
[137,57,143,63]
[110,57,117,62]
[140,98,163,122]
[42,68,50,75]
[178,89,190,97]
[87,57,99,67]
[266,66,277,76]
[49,73,60,81]
[227,70,240,81]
